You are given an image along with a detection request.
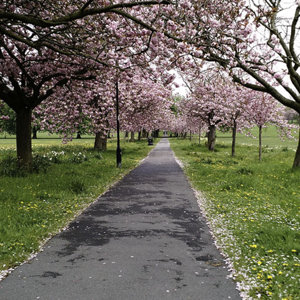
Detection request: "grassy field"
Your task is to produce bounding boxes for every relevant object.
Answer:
[189,125,298,150]
[0,135,157,279]
[169,137,300,299]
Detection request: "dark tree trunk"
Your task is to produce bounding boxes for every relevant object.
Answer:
[125,131,129,138]
[153,129,159,138]
[207,125,216,151]
[76,131,81,139]
[198,125,201,145]
[232,120,237,157]
[259,125,262,161]
[16,108,32,170]
[138,131,141,141]
[189,130,192,141]
[142,129,147,138]
[94,132,107,151]
[107,131,111,139]
[130,131,134,142]
[183,132,187,139]
[32,126,38,139]
[293,127,300,168]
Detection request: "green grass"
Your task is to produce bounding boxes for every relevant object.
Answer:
[170,138,300,300]
[190,126,298,150]
[0,137,157,278]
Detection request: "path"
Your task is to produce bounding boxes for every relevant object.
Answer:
[0,139,241,300]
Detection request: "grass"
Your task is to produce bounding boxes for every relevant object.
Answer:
[190,125,298,150]
[0,136,157,278]
[169,138,300,300]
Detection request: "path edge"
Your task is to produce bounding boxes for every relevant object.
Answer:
[170,147,247,300]
[0,141,159,283]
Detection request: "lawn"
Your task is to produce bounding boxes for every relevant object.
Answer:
[189,125,298,151]
[0,135,156,279]
[170,136,300,299]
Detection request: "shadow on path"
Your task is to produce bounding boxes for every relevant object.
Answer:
[0,139,241,300]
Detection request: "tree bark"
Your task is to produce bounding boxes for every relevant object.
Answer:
[189,130,192,141]
[16,107,32,170]
[207,125,216,151]
[142,129,147,138]
[32,126,38,139]
[232,120,237,157]
[259,125,262,161]
[125,131,129,138]
[138,131,141,141]
[130,131,134,142]
[94,132,107,151]
[198,124,201,145]
[76,131,81,139]
[293,126,300,168]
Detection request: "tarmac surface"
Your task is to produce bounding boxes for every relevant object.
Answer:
[0,138,241,300]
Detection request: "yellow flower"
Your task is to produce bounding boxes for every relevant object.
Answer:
[267,250,274,253]
[291,249,297,253]
[258,261,262,265]
[278,271,283,275]
[250,244,257,248]
[267,275,273,280]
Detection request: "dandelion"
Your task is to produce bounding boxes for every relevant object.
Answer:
[258,261,262,265]
[250,244,257,248]
[291,249,297,253]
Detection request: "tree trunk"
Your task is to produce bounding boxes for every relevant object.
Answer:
[293,126,300,168]
[232,120,237,157]
[142,129,147,138]
[207,125,216,151]
[189,130,192,141]
[16,108,33,170]
[138,131,141,141]
[130,131,134,142]
[94,132,107,151]
[125,131,129,138]
[32,126,38,139]
[198,124,201,145]
[76,131,81,139]
[259,125,262,161]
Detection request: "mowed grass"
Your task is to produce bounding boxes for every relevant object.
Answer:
[190,125,298,150]
[170,137,300,299]
[0,136,156,278]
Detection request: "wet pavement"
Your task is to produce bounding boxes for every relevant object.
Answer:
[0,139,241,300]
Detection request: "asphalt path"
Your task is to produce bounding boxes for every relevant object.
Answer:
[0,138,241,300]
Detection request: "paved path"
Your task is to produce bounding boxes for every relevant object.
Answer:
[0,139,241,300]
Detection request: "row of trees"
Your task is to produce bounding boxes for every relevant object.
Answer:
[0,0,300,167]
[171,70,296,161]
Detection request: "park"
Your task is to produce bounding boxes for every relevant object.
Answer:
[0,1,300,299]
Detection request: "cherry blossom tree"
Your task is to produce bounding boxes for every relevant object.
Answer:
[176,0,300,167]
[246,92,296,161]
[0,1,175,169]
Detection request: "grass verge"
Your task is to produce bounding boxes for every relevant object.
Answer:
[0,138,157,278]
[170,138,300,300]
